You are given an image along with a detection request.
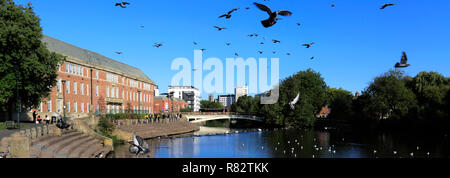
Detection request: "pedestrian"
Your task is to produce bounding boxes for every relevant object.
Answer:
[45,115,50,124]
[32,110,37,123]
[36,115,41,124]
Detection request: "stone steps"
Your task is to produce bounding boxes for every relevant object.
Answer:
[29,130,111,158]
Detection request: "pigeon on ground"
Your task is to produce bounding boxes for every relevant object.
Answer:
[115,2,130,8]
[214,26,227,31]
[219,8,239,19]
[380,3,396,9]
[129,134,149,156]
[395,52,410,68]
[254,2,292,28]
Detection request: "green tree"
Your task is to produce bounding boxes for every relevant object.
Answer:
[0,0,65,120]
[359,70,417,121]
[327,88,354,121]
[408,72,450,120]
[200,100,224,109]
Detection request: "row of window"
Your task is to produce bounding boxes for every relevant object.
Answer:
[106,105,152,114]
[38,100,89,113]
[105,86,152,103]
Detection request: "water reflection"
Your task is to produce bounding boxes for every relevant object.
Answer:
[113,127,449,158]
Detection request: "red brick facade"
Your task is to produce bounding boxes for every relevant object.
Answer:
[36,60,155,119]
[153,97,189,113]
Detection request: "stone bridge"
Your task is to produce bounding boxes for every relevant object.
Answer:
[184,113,264,124]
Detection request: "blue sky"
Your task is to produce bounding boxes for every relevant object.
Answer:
[16,0,450,99]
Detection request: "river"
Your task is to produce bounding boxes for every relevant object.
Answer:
[113,126,450,158]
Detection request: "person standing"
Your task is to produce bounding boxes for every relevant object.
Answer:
[36,115,41,124]
[32,110,37,123]
[45,115,50,124]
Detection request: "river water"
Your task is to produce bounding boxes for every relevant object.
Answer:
[113,126,450,158]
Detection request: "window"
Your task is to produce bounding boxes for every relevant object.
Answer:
[111,87,114,98]
[57,100,61,113]
[73,82,77,94]
[116,88,119,98]
[81,103,84,113]
[66,81,70,94]
[96,70,98,79]
[96,85,99,96]
[96,104,99,112]
[69,63,72,73]
[87,84,89,96]
[74,102,77,113]
[66,63,69,73]
[122,90,124,99]
[81,83,84,95]
[57,78,61,93]
[66,102,70,113]
[47,100,52,112]
[87,104,90,113]
[106,86,109,97]
[81,67,84,76]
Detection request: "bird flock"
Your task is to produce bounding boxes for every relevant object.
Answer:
[112,1,406,67]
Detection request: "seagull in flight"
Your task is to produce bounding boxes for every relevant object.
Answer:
[213,26,227,31]
[254,2,292,28]
[115,2,130,8]
[380,3,396,9]
[219,8,239,19]
[289,93,300,110]
[395,52,410,68]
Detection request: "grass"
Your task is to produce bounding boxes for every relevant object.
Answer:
[0,122,28,131]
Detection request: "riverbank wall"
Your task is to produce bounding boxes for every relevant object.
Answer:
[113,120,200,142]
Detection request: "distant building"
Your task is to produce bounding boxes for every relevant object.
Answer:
[235,86,248,102]
[154,85,160,97]
[153,96,188,113]
[218,94,236,107]
[208,94,214,102]
[316,105,331,118]
[168,86,200,112]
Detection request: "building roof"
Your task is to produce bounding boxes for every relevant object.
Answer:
[42,35,154,84]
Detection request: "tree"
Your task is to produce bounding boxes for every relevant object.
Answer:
[359,70,417,121]
[407,71,450,120]
[327,88,354,121]
[200,100,223,109]
[0,0,65,120]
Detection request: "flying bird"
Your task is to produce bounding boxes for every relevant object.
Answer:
[115,52,122,55]
[302,42,315,48]
[219,8,239,19]
[258,51,263,54]
[272,51,276,54]
[200,48,206,52]
[395,52,410,68]
[289,93,300,110]
[115,2,130,8]
[286,53,291,56]
[226,43,231,46]
[140,26,145,28]
[331,4,336,8]
[193,41,198,45]
[311,56,315,60]
[296,23,301,26]
[153,43,163,48]
[260,42,264,45]
[254,2,292,28]
[380,3,396,9]
[248,33,259,37]
[245,7,250,10]
[129,134,150,156]
[273,39,281,43]
[213,26,227,31]
[235,53,239,56]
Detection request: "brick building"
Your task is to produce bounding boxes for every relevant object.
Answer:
[153,96,189,113]
[34,35,156,119]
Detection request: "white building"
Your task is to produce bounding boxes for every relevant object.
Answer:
[218,94,236,107]
[235,86,248,102]
[168,86,201,112]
